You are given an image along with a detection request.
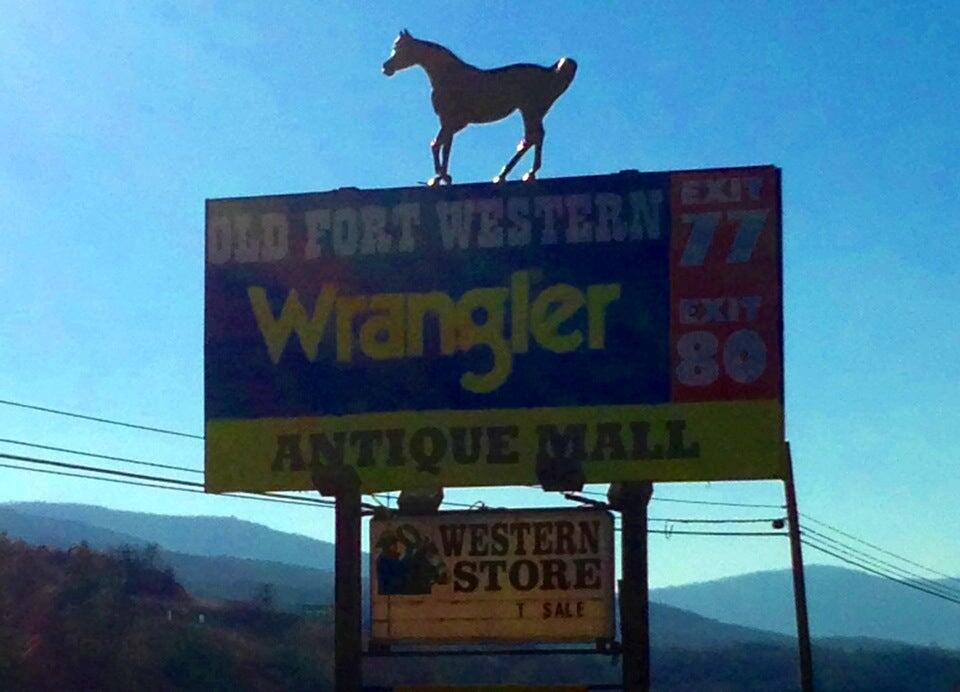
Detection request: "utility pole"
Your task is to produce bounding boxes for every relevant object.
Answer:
[784,443,814,692]
[611,481,653,692]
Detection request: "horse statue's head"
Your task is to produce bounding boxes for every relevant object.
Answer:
[382,29,417,76]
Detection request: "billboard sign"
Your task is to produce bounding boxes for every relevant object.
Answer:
[205,166,783,493]
[370,508,615,644]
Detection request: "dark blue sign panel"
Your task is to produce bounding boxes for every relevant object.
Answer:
[205,167,783,493]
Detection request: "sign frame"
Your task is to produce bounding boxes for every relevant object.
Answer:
[369,506,616,645]
[205,165,785,494]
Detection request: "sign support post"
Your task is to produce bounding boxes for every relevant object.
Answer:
[614,481,653,692]
[335,482,363,692]
[317,468,363,692]
[784,443,813,692]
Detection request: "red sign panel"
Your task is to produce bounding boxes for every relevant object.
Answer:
[670,168,782,403]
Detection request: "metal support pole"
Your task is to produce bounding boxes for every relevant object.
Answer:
[784,443,814,692]
[334,479,363,692]
[614,481,653,692]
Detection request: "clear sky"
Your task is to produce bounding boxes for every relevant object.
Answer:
[1,1,957,589]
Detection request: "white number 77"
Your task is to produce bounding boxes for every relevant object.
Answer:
[679,209,770,267]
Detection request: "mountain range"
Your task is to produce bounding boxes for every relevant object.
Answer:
[652,564,960,650]
[2,501,957,651]
[2,501,337,569]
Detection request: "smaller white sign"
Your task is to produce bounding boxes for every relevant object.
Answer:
[370,508,615,643]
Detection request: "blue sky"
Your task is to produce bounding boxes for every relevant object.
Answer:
[1,1,957,589]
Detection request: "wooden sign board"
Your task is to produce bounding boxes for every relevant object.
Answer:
[370,508,615,644]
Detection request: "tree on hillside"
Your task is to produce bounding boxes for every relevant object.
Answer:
[251,582,277,611]
[113,543,182,598]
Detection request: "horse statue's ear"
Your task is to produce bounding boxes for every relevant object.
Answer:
[402,28,410,36]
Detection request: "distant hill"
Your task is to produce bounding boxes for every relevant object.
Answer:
[0,505,147,549]
[5,501,342,570]
[649,602,791,648]
[0,505,335,609]
[652,565,960,650]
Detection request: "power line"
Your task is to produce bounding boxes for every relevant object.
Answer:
[801,525,960,601]
[651,497,784,509]
[801,537,960,607]
[802,513,960,589]
[580,490,783,509]
[0,462,328,510]
[0,399,203,440]
[0,438,203,475]
[0,439,364,510]
[263,490,339,508]
[617,527,787,537]
[656,516,784,524]
[369,494,503,511]
[443,500,505,510]
[0,451,206,488]
[649,516,784,524]
[0,452,337,509]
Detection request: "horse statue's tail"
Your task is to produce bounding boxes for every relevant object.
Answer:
[550,57,578,101]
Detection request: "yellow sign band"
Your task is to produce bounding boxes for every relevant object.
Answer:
[206,400,784,494]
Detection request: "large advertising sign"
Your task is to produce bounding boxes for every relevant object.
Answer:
[370,508,615,643]
[205,166,783,493]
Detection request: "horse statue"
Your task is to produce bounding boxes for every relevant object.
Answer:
[382,29,577,186]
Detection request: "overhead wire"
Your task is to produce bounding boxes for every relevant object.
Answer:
[0,462,328,510]
[649,496,784,509]
[369,494,504,511]
[0,438,203,475]
[801,537,960,606]
[0,439,389,512]
[566,492,785,525]
[0,399,203,440]
[800,525,960,601]
[579,489,783,509]
[617,527,786,537]
[648,516,785,524]
[801,513,960,589]
[0,452,207,487]
[0,452,337,509]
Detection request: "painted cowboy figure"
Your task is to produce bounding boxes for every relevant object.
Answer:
[383,29,577,186]
[375,524,448,596]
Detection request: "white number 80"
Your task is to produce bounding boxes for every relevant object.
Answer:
[676,329,767,386]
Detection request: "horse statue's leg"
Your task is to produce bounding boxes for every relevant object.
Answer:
[522,142,542,182]
[494,114,544,184]
[439,136,453,185]
[493,138,532,184]
[429,129,443,183]
[428,124,457,187]
[521,119,545,183]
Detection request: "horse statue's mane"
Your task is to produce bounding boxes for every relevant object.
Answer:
[383,29,577,186]
[411,38,462,63]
